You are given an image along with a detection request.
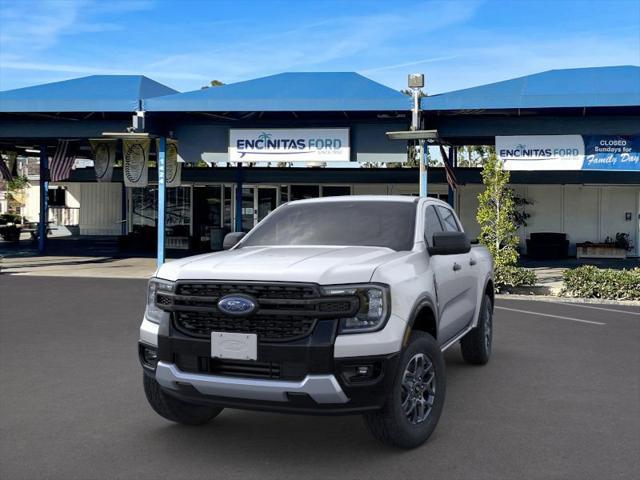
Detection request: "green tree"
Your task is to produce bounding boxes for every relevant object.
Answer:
[201,79,225,89]
[476,153,519,268]
[457,145,495,167]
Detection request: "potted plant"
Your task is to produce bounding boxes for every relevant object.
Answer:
[576,233,633,259]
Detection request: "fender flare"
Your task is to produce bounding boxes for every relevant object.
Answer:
[402,293,439,346]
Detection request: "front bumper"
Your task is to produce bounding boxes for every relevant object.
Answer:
[140,315,400,415]
[156,361,348,403]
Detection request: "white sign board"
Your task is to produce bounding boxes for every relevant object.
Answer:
[229,128,350,162]
[496,135,585,170]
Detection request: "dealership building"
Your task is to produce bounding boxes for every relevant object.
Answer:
[0,66,638,260]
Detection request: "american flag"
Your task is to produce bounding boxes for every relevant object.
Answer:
[0,157,12,181]
[49,140,78,182]
[439,145,458,190]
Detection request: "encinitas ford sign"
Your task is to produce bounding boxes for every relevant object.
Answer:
[229,128,350,162]
[497,135,640,171]
[497,135,584,170]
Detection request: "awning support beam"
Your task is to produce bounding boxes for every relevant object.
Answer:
[157,137,166,267]
[38,144,48,254]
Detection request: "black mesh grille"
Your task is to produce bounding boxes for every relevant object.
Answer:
[174,311,316,341]
[175,355,282,379]
[176,282,319,300]
[170,282,356,342]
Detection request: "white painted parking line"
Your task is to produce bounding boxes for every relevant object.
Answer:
[535,302,640,316]
[496,306,606,326]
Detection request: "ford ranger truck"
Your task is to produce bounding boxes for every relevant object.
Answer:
[139,196,494,448]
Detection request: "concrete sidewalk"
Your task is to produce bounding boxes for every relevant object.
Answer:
[0,255,157,278]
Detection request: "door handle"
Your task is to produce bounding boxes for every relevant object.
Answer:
[453,262,462,271]
[469,258,477,266]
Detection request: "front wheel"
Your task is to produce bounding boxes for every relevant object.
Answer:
[143,374,223,425]
[460,293,493,365]
[363,331,446,449]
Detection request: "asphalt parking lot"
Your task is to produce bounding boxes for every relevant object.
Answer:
[1,276,638,480]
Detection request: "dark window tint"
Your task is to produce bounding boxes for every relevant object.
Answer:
[290,185,320,201]
[424,205,444,246]
[242,201,417,251]
[48,188,66,207]
[322,186,350,197]
[436,205,460,232]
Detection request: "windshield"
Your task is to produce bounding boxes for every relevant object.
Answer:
[241,200,417,251]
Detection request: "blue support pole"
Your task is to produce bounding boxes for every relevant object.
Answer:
[235,163,243,232]
[38,145,48,254]
[157,137,166,267]
[419,140,428,197]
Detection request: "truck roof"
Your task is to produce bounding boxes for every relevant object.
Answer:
[288,195,421,205]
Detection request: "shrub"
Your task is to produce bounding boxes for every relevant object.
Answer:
[495,265,537,292]
[561,265,640,300]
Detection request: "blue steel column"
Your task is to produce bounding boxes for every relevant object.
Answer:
[235,162,243,232]
[420,140,428,197]
[157,137,166,267]
[38,145,48,254]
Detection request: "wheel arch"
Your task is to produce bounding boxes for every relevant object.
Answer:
[485,278,495,307]
[403,295,438,346]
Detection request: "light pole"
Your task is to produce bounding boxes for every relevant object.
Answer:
[408,73,427,197]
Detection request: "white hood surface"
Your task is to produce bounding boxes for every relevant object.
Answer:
[157,246,407,285]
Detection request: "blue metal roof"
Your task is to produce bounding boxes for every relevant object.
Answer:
[145,72,411,112]
[0,75,178,113]
[422,66,640,111]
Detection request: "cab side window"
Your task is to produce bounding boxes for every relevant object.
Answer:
[436,205,461,232]
[424,205,444,246]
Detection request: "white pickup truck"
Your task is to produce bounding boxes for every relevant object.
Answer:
[139,196,494,448]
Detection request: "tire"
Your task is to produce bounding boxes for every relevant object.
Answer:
[143,374,223,425]
[460,293,493,365]
[363,331,446,449]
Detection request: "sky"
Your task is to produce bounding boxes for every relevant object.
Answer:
[0,0,639,94]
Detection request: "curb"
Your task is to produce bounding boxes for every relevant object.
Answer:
[496,293,640,307]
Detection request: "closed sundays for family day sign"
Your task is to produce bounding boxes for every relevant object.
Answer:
[229,128,350,162]
[497,135,640,171]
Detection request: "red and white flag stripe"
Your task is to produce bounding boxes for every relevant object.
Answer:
[49,140,78,182]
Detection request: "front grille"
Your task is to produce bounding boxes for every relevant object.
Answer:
[175,354,282,379]
[164,282,359,342]
[177,282,318,300]
[174,311,316,341]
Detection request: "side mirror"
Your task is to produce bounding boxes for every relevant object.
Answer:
[223,232,246,250]
[428,231,471,255]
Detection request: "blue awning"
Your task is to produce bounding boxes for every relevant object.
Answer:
[0,75,178,113]
[422,66,640,111]
[145,72,411,112]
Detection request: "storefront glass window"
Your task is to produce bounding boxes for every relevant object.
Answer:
[290,185,319,200]
[322,185,351,197]
[131,187,157,228]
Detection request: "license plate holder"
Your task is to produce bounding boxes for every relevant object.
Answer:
[211,332,258,361]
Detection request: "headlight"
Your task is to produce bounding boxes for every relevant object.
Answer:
[145,278,175,324]
[322,284,390,334]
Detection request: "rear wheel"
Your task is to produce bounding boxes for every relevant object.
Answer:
[143,374,223,425]
[363,331,446,449]
[460,293,493,365]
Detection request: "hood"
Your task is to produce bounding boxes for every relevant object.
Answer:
[157,246,408,285]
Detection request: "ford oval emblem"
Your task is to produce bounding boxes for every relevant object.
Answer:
[217,295,257,316]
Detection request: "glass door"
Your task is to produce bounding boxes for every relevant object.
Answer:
[257,187,278,223]
[241,187,255,232]
[234,185,280,231]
